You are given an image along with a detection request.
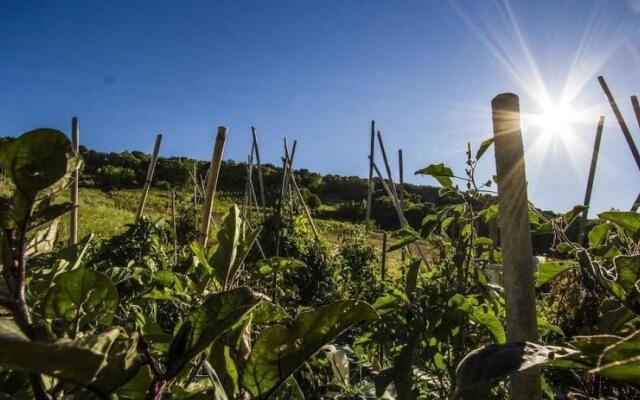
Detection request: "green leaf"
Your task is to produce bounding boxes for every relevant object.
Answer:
[242,300,379,399]
[255,257,305,276]
[0,320,139,394]
[387,226,421,252]
[454,342,580,396]
[251,302,291,325]
[166,287,266,378]
[212,205,262,289]
[614,255,640,294]
[590,330,640,381]
[588,223,611,247]
[415,163,454,188]
[537,316,564,336]
[43,268,118,327]
[535,261,576,288]
[599,211,640,240]
[0,129,74,198]
[209,340,239,398]
[85,331,145,397]
[563,205,588,224]
[471,306,505,344]
[476,138,494,160]
[28,202,75,231]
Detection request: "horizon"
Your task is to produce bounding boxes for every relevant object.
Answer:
[2,1,639,213]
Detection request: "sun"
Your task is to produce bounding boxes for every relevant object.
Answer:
[528,100,581,139]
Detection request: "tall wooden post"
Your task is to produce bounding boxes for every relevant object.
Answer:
[251,127,266,208]
[398,149,404,214]
[398,149,405,262]
[171,188,178,262]
[366,121,376,223]
[135,134,162,222]
[491,93,541,399]
[578,116,605,245]
[376,131,399,202]
[198,127,227,246]
[70,117,80,244]
[597,76,640,171]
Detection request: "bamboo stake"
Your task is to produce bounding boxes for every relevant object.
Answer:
[631,95,640,129]
[171,188,178,262]
[578,116,605,245]
[491,93,540,399]
[70,117,80,244]
[597,76,640,171]
[381,232,387,281]
[289,168,320,241]
[135,134,163,222]
[399,149,405,262]
[398,149,404,214]
[366,121,376,223]
[251,127,266,208]
[371,159,429,267]
[198,127,227,246]
[376,131,399,203]
[246,157,262,220]
[192,162,198,229]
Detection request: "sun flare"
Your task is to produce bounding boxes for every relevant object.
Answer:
[529,100,581,138]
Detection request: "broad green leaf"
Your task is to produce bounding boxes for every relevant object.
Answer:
[28,202,75,231]
[209,340,239,398]
[454,342,580,396]
[0,320,136,393]
[589,330,640,381]
[0,129,78,212]
[242,300,379,399]
[475,138,494,160]
[251,302,291,325]
[387,226,421,252]
[43,268,118,327]
[471,306,505,344]
[588,223,610,247]
[415,163,454,188]
[599,211,640,240]
[212,205,262,288]
[614,255,640,294]
[535,261,576,288]
[85,332,145,397]
[404,259,422,300]
[166,287,266,378]
[203,359,230,400]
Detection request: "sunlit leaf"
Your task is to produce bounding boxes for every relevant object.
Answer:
[242,300,379,399]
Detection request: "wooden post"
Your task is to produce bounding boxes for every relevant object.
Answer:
[135,134,163,222]
[491,93,541,399]
[381,232,387,281]
[289,168,320,241]
[631,95,640,130]
[597,77,640,171]
[376,131,400,202]
[251,127,266,208]
[578,116,605,245]
[366,121,376,223]
[398,149,404,214]
[70,117,80,244]
[398,149,405,262]
[171,188,178,262]
[198,127,227,246]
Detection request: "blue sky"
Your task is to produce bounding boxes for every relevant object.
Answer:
[1,0,639,213]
